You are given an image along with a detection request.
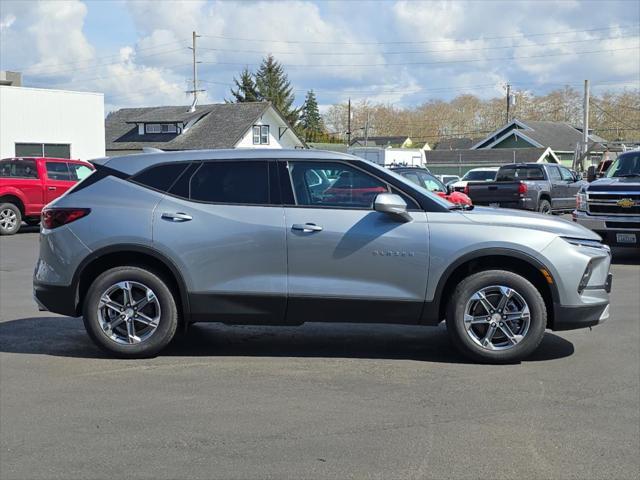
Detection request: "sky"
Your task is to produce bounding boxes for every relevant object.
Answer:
[1,0,638,114]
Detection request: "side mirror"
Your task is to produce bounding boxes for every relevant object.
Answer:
[586,166,596,183]
[374,193,412,222]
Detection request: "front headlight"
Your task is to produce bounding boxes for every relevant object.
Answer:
[576,192,588,211]
[562,237,609,250]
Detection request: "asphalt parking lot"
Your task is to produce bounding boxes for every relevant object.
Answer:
[1,229,639,480]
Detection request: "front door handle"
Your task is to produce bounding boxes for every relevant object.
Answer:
[292,223,323,232]
[48,186,57,191]
[161,212,193,222]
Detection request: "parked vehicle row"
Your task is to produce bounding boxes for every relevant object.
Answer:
[33,149,611,363]
[0,157,94,235]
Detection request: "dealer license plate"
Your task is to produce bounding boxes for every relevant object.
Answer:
[616,233,637,244]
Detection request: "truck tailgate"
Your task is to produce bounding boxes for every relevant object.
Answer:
[467,181,522,205]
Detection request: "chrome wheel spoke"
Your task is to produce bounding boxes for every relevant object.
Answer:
[134,288,156,311]
[99,294,124,314]
[135,312,157,327]
[126,318,140,344]
[464,314,490,329]
[472,291,496,314]
[498,321,522,345]
[496,287,514,312]
[481,323,498,348]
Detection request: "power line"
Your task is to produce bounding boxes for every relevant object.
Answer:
[197,33,639,57]
[200,46,639,68]
[13,40,187,73]
[198,24,639,45]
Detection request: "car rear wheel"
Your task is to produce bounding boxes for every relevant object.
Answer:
[0,203,21,235]
[446,270,546,363]
[538,199,552,214]
[82,266,178,358]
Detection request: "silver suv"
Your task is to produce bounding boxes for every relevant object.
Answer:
[33,150,612,363]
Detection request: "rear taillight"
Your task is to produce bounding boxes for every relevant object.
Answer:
[463,185,469,195]
[42,208,90,229]
[517,182,528,196]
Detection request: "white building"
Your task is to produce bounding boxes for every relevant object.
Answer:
[348,146,426,167]
[0,84,105,160]
[105,102,305,156]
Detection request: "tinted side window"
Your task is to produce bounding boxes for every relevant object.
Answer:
[289,162,388,208]
[132,163,189,193]
[1,159,39,178]
[559,166,573,181]
[46,162,71,180]
[190,161,270,204]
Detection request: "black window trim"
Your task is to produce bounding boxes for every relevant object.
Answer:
[131,159,279,207]
[281,159,424,212]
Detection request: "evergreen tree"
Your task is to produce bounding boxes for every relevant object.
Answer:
[254,55,299,125]
[228,67,259,103]
[299,89,324,141]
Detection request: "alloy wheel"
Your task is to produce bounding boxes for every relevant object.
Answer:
[97,281,161,345]
[463,285,531,351]
[0,208,17,230]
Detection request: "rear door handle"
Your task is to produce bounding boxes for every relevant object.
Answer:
[48,186,57,191]
[161,212,193,222]
[292,223,323,232]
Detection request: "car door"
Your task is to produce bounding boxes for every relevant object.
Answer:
[282,160,430,324]
[545,165,565,211]
[0,158,44,214]
[44,161,76,203]
[559,166,581,209]
[152,159,288,324]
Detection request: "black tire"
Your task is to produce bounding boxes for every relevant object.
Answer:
[538,199,552,215]
[82,266,178,358]
[0,203,22,235]
[445,270,547,364]
[25,218,40,226]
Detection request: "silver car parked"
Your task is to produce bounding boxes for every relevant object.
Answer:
[33,150,612,363]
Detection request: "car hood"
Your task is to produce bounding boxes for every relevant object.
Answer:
[461,207,601,240]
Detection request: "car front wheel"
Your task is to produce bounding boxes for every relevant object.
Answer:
[82,266,178,358]
[446,270,547,363]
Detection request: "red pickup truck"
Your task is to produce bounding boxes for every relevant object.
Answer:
[0,157,94,235]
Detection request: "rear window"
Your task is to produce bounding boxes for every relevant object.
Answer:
[462,170,496,181]
[132,163,190,193]
[189,161,270,205]
[0,158,38,178]
[67,163,94,181]
[496,166,544,181]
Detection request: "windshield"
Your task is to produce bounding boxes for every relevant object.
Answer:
[462,170,497,181]
[496,166,544,181]
[605,152,640,178]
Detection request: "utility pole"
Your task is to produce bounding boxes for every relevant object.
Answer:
[582,79,590,163]
[505,83,511,124]
[346,98,351,146]
[364,111,370,147]
[187,30,204,112]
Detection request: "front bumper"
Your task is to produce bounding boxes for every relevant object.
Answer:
[553,302,610,331]
[573,210,640,246]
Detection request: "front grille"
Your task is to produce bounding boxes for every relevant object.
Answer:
[605,221,640,229]
[587,191,640,216]
[589,205,640,215]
